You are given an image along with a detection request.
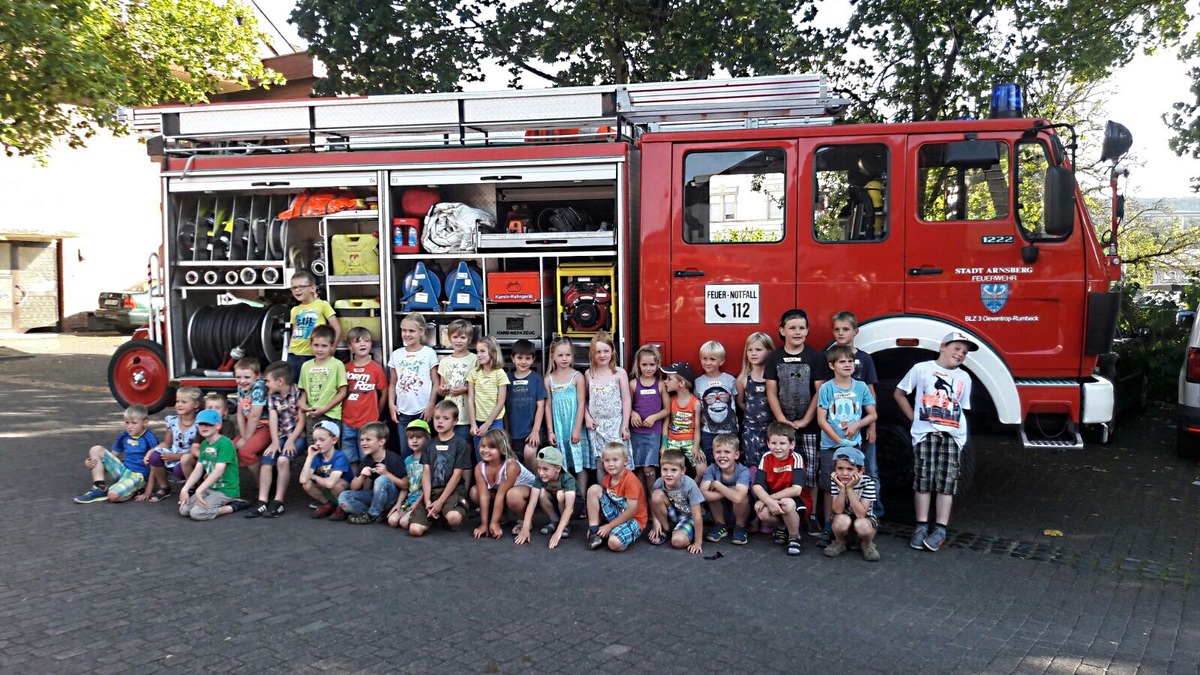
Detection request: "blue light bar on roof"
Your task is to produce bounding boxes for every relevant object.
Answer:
[990,83,1023,119]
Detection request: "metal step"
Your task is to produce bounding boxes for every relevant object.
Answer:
[1020,427,1085,450]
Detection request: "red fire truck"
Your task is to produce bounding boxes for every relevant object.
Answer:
[110,74,1132,487]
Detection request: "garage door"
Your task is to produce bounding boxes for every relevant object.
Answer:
[0,241,60,332]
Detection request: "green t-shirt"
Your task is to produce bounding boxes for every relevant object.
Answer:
[199,436,240,499]
[299,358,348,420]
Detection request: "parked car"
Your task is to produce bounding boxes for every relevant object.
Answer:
[1178,308,1199,459]
[95,283,156,334]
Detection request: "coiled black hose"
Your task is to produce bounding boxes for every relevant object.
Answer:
[187,304,286,369]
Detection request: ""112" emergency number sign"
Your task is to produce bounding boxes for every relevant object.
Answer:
[705,284,760,324]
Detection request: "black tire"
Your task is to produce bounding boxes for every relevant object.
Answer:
[875,423,915,523]
[1178,429,1200,460]
[957,437,976,496]
[107,339,174,413]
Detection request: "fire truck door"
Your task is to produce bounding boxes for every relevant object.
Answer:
[670,143,797,364]
[904,136,1084,374]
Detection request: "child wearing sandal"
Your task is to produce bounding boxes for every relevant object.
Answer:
[141,386,202,503]
[647,450,705,554]
[470,429,536,539]
[514,446,577,548]
[752,422,807,556]
[585,442,647,552]
[387,419,430,531]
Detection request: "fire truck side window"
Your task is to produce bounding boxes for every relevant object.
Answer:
[917,142,1010,222]
[1015,141,1060,240]
[683,149,785,244]
[813,143,889,242]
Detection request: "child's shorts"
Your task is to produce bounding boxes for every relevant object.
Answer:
[755,494,807,521]
[630,433,660,468]
[598,489,643,547]
[101,451,146,501]
[667,506,696,541]
[913,432,961,494]
[408,484,467,529]
[796,432,818,487]
[260,437,307,466]
[665,438,701,471]
[340,425,362,465]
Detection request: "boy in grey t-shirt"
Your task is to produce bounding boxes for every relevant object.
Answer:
[647,450,705,554]
[697,340,739,465]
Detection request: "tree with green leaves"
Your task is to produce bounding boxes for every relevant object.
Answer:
[1167,34,1200,191]
[1,0,282,159]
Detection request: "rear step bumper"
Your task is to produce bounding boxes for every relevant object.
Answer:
[1020,427,1084,450]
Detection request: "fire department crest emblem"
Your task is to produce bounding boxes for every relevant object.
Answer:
[981,283,1009,313]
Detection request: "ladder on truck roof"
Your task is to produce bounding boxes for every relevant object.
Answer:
[148,73,849,156]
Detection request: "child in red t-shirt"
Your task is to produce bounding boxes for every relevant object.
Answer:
[752,422,808,556]
[585,442,647,552]
[342,327,387,475]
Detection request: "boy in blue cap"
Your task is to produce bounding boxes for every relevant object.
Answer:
[822,446,880,561]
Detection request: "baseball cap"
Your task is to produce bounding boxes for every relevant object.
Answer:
[940,331,980,352]
[405,419,431,435]
[315,420,341,439]
[535,446,564,467]
[833,447,865,468]
[660,361,696,385]
[195,409,222,426]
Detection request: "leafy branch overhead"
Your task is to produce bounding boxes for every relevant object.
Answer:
[0,0,282,159]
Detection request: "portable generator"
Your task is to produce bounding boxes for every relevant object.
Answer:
[556,263,615,337]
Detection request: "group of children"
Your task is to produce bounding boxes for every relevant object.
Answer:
[77,287,977,561]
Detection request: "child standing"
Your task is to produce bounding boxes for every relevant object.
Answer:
[287,270,341,381]
[736,332,775,469]
[506,339,546,468]
[752,422,807,556]
[629,344,669,497]
[816,344,878,546]
[829,310,883,519]
[584,331,631,469]
[647,450,705,554]
[408,400,472,536]
[342,326,387,473]
[388,311,440,453]
[300,420,352,518]
[764,309,829,536]
[233,357,272,474]
[545,338,590,500]
[661,361,705,480]
[436,318,478,445]
[299,324,348,441]
[585,442,647,552]
[894,331,976,552]
[467,335,510,451]
[74,404,158,504]
[177,408,248,520]
[822,447,880,562]
[337,422,406,524]
[387,419,431,530]
[470,429,536,539]
[246,361,305,518]
[696,340,739,465]
[700,434,752,545]
[514,446,577,548]
[140,387,201,503]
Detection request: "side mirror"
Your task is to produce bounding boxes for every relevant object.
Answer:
[1044,166,1075,237]
[1177,310,1196,329]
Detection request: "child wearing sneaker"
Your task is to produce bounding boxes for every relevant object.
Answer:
[300,420,351,519]
[661,361,704,480]
[700,434,752,545]
[647,450,705,554]
[408,400,472,537]
[752,422,808,556]
[386,419,431,531]
[585,442,647,552]
[815,344,877,546]
[514,446,577,548]
[894,331,977,552]
[140,387,201,503]
[177,408,247,520]
[74,404,158,504]
[246,361,306,519]
[821,447,880,562]
[337,422,406,524]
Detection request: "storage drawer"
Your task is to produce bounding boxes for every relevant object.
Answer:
[488,272,543,303]
[488,308,542,340]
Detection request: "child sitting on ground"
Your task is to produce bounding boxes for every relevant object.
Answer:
[141,387,201,503]
[387,419,430,530]
[700,433,752,545]
[337,422,406,524]
[752,422,808,556]
[177,408,248,520]
[470,429,536,539]
[408,400,472,537]
[585,442,647,552]
[233,357,272,476]
[821,447,881,562]
[75,404,158,504]
[246,361,306,519]
[514,446,577,548]
[648,450,705,554]
[301,420,351,519]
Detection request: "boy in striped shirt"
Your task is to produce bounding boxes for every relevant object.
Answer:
[821,447,880,562]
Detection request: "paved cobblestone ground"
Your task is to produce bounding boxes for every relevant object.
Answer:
[1,337,1198,673]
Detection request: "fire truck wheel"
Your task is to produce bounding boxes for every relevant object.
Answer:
[107,339,174,414]
[1178,429,1200,460]
[875,423,976,522]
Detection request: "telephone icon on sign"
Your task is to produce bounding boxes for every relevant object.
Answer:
[713,304,727,319]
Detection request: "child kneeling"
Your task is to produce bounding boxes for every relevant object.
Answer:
[821,447,880,562]
[648,450,705,554]
[585,442,647,552]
